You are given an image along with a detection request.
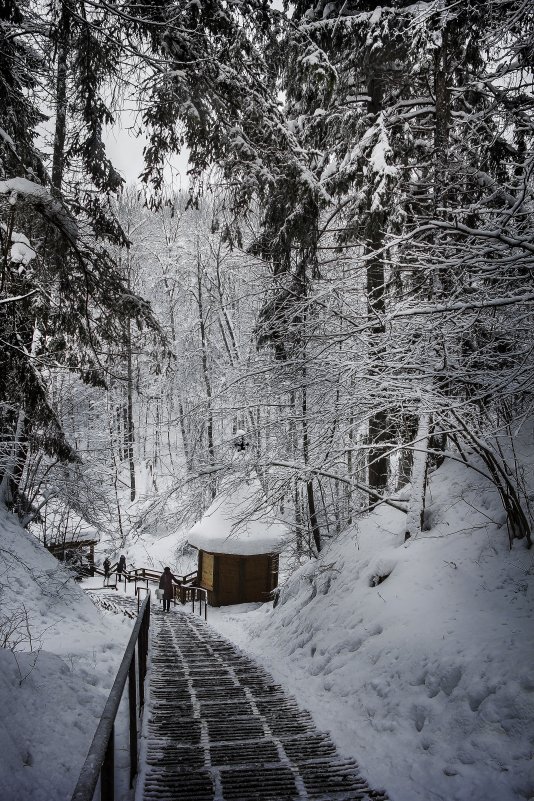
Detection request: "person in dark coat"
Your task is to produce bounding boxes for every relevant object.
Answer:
[103,557,111,579]
[117,554,126,582]
[159,566,177,612]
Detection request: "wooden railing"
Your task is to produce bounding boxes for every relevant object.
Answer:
[93,566,196,587]
[91,564,206,620]
[190,586,208,621]
[71,594,151,801]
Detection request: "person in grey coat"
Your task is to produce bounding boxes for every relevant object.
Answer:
[159,566,178,612]
[117,554,127,583]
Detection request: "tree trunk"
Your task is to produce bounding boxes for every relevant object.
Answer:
[294,481,303,555]
[51,3,69,194]
[196,246,215,498]
[108,412,126,546]
[301,367,321,553]
[366,71,389,493]
[368,410,389,494]
[306,479,321,553]
[126,316,136,501]
[434,20,449,213]
[404,411,430,541]
[178,400,193,471]
[397,413,419,490]
[0,407,26,507]
[0,324,42,509]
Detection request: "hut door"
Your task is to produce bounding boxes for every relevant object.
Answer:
[201,552,215,590]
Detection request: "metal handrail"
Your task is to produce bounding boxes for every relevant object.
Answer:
[71,593,151,801]
[127,567,198,583]
[92,564,203,617]
[194,586,208,621]
[103,574,118,591]
[92,564,198,584]
[136,585,150,612]
[183,583,208,621]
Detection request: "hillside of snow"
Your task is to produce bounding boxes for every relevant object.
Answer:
[84,458,197,578]
[1,437,533,801]
[208,455,534,801]
[0,507,132,801]
[188,475,289,555]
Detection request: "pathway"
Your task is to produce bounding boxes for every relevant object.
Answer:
[139,607,388,801]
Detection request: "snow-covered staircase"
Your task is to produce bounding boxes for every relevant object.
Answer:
[139,609,388,801]
[87,590,140,618]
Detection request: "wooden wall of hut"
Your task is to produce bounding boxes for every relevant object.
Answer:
[197,550,279,606]
[45,539,96,577]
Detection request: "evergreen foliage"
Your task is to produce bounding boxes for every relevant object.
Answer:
[0,0,532,549]
[0,0,160,516]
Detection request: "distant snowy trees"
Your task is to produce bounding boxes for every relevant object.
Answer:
[0,0,532,554]
[136,0,533,549]
[0,0,160,520]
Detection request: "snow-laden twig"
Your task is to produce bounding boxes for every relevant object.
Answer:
[0,289,39,305]
[0,178,78,242]
[263,459,408,514]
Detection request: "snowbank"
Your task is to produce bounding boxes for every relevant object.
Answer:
[90,458,197,577]
[188,476,289,555]
[0,507,131,801]
[208,458,534,801]
[0,177,78,240]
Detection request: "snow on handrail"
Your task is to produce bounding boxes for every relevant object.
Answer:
[71,593,151,801]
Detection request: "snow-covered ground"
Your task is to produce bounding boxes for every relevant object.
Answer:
[1,449,533,801]
[207,457,534,801]
[0,507,132,801]
[88,459,198,578]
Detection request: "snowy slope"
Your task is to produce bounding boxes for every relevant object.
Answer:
[0,507,131,801]
[188,475,288,555]
[90,459,197,578]
[2,446,532,801]
[208,457,534,801]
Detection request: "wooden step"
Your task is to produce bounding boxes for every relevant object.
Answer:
[140,610,388,801]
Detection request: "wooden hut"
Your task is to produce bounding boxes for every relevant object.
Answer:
[45,538,97,577]
[188,477,287,606]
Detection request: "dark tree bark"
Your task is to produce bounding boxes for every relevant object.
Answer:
[196,246,216,498]
[301,364,321,553]
[51,3,69,194]
[366,71,389,493]
[126,316,136,501]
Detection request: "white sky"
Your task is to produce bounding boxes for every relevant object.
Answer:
[104,109,190,190]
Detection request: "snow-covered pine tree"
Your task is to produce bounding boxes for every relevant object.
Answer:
[0,0,160,521]
[279,0,533,544]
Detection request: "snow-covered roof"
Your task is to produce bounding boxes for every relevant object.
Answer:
[188,476,288,555]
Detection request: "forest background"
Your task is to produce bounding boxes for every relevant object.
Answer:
[1,0,533,582]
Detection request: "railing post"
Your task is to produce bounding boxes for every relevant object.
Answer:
[137,627,144,710]
[137,600,150,710]
[143,600,150,683]
[128,658,137,788]
[101,725,114,801]
[71,595,150,801]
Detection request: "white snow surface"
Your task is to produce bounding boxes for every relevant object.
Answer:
[206,456,534,801]
[10,240,36,265]
[1,449,533,801]
[0,177,78,239]
[0,507,131,801]
[188,475,289,555]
